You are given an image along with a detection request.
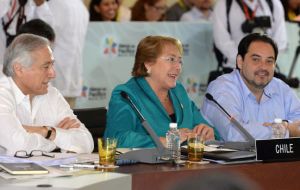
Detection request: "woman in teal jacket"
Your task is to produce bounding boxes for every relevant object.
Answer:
[105,35,219,148]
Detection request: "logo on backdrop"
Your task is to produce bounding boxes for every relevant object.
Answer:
[185,76,207,97]
[81,86,107,100]
[102,36,136,57]
[103,37,118,55]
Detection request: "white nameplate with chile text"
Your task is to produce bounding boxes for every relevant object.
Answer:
[256,137,300,161]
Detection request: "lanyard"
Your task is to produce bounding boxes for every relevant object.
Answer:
[241,0,259,20]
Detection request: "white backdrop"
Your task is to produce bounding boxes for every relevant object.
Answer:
[76,22,218,108]
[76,22,300,108]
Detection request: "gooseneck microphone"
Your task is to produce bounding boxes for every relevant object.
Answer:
[205,93,255,149]
[121,91,145,122]
[119,91,168,163]
[205,93,231,118]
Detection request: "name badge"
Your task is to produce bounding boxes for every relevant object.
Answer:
[256,138,300,161]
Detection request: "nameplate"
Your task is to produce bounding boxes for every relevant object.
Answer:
[256,138,300,161]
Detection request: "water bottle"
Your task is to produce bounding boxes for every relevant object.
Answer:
[271,118,286,139]
[166,123,181,162]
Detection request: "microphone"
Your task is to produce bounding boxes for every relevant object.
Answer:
[205,93,255,150]
[118,91,169,163]
[120,91,145,122]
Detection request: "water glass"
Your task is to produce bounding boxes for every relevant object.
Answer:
[98,138,117,166]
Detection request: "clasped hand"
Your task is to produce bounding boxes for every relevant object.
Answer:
[23,117,80,138]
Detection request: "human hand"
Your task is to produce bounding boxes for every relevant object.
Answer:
[23,125,48,137]
[287,120,300,137]
[160,137,167,147]
[178,128,192,143]
[263,121,289,128]
[57,117,80,129]
[192,124,215,141]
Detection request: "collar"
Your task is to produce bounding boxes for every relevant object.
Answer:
[243,0,259,10]
[8,77,29,106]
[235,70,277,100]
[190,7,212,20]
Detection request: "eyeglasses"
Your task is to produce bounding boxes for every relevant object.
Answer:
[14,150,55,158]
[159,56,183,65]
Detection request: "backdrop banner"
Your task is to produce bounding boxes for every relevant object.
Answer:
[76,22,217,108]
[76,22,300,108]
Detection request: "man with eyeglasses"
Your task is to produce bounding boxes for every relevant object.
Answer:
[0,33,94,155]
[202,33,300,142]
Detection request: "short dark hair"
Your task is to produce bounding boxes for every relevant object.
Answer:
[237,33,278,60]
[17,19,55,42]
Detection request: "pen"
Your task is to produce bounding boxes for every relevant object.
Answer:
[59,164,74,168]
[59,164,119,169]
[73,164,99,169]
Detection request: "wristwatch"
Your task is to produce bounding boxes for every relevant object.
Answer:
[44,126,52,139]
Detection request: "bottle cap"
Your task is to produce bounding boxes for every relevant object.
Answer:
[169,123,177,129]
[274,118,283,123]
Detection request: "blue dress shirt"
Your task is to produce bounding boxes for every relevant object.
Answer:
[201,70,300,141]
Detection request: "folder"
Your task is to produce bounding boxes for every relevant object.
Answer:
[0,163,49,175]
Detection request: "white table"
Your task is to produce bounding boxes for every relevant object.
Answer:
[0,172,131,190]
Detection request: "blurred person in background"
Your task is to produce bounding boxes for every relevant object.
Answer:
[105,35,218,148]
[89,0,119,21]
[116,0,131,21]
[0,0,53,75]
[0,0,10,18]
[180,0,213,21]
[48,0,89,108]
[17,19,55,44]
[165,0,193,21]
[281,0,300,22]
[131,0,167,21]
[212,0,287,72]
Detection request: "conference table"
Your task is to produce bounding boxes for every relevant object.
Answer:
[1,159,300,190]
[116,160,300,190]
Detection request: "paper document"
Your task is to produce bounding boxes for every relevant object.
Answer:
[0,153,99,166]
[181,145,236,152]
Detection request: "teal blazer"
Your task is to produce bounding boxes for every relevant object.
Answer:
[105,77,219,148]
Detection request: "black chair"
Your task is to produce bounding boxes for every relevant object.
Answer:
[73,107,107,152]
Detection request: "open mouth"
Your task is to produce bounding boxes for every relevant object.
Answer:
[255,70,269,76]
[168,73,178,79]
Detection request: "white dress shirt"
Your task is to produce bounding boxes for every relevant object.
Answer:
[0,0,10,18]
[212,0,287,68]
[48,0,89,97]
[180,7,212,21]
[0,76,94,155]
[0,0,54,73]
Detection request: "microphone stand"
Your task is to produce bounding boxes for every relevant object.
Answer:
[118,92,169,164]
[205,93,255,151]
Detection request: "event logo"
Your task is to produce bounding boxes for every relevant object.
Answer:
[185,77,207,96]
[81,86,107,100]
[103,37,118,55]
[102,36,136,57]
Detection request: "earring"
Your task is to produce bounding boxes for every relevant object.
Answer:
[147,68,151,74]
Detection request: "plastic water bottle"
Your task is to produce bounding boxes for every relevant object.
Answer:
[166,123,181,162]
[271,118,286,139]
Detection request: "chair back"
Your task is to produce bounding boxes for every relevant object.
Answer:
[73,107,107,152]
